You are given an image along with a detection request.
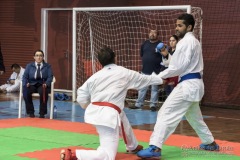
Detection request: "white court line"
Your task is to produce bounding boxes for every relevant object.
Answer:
[201,116,240,121]
[216,117,240,121]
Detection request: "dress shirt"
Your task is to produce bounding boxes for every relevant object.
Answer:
[35,62,42,79]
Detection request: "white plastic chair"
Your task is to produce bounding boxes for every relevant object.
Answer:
[18,77,56,119]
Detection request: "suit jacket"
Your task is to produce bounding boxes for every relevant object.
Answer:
[22,62,53,87]
[0,48,5,72]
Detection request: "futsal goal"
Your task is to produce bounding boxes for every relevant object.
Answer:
[72,5,202,102]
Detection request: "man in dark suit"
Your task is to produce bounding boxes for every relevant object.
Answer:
[0,43,5,75]
[22,49,53,118]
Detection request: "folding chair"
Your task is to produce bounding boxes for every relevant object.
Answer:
[18,77,56,119]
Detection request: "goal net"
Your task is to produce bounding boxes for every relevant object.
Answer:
[72,6,202,102]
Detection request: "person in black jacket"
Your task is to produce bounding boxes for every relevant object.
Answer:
[0,43,5,75]
[129,29,162,111]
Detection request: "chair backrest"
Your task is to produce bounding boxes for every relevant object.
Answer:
[52,76,56,83]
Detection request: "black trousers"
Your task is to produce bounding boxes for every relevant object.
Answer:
[23,83,51,115]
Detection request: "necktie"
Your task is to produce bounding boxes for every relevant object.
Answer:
[36,64,41,79]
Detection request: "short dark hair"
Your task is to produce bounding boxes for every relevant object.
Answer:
[150,29,159,35]
[34,49,44,57]
[97,46,115,66]
[171,34,179,41]
[177,13,195,31]
[11,63,20,69]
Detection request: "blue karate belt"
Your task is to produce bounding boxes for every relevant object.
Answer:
[179,72,201,83]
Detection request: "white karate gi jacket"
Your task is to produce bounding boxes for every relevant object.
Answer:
[159,32,204,101]
[77,64,163,129]
[162,53,172,68]
[0,67,25,92]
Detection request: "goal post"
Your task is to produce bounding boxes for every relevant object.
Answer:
[72,5,202,101]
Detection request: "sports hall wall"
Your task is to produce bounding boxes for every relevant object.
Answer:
[0,0,239,108]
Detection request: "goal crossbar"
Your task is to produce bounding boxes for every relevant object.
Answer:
[72,6,191,12]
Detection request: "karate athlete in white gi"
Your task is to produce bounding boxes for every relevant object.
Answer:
[60,46,165,160]
[137,13,219,159]
[0,64,25,93]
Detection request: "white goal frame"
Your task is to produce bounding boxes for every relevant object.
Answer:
[41,8,73,95]
[72,5,194,101]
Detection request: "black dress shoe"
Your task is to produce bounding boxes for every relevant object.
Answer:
[39,114,45,118]
[129,106,141,110]
[150,107,157,112]
[29,113,35,118]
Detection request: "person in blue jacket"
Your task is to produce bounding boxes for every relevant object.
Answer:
[22,49,53,118]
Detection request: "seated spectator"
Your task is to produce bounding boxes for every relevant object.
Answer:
[22,49,53,118]
[0,63,25,93]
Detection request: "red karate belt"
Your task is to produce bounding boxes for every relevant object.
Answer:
[92,102,127,144]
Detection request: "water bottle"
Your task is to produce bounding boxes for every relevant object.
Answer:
[53,105,57,118]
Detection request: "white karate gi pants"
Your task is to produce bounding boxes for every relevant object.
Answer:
[150,84,214,148]
[0,83,20,92]
[76,111,138,160]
